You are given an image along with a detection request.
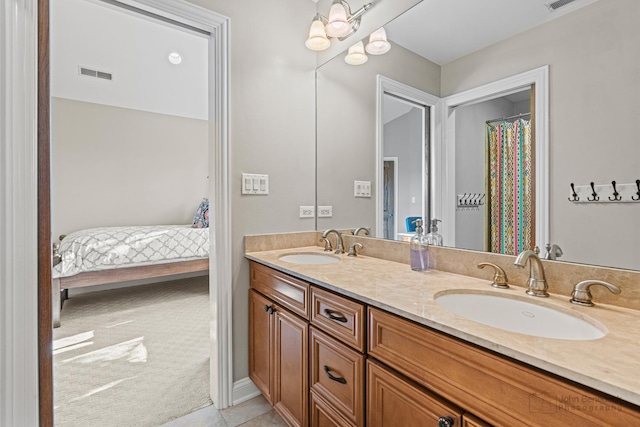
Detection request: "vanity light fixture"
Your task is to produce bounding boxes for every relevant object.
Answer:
[344,41,368,65]
[305,0,372,51]
[168,52,182,65]
[365,27,391,55]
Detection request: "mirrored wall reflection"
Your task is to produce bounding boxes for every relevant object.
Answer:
[316,0,640,271]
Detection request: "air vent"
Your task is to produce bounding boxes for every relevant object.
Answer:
[546,0,578,11]
[78,66,113,81]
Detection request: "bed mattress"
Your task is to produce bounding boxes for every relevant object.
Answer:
[53,225,209,278]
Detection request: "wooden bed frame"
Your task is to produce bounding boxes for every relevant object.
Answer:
[52,258,209,328]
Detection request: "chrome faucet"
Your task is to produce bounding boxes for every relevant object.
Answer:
[544,243,563,260]
[321,229,345,254]
[352,227,370,236]
[514,248,549,297]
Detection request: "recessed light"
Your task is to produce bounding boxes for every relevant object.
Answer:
[168,52,182,65]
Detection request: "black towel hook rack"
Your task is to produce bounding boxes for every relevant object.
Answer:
[609,180,622,201]
[587,182,599,201]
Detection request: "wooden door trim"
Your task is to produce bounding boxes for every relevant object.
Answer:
[38,0,53,425]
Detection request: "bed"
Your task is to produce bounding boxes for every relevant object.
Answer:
[52,224,210,327]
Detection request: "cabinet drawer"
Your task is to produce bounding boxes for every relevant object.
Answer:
[310,327,365,427]
[250,261,310,319]
[310,390,355,427]
[367,359,463,427]
[311,286,365,352]
[368,307,640,427]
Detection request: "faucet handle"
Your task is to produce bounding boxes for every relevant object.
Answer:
[320,237,332,252]
[347,243,363,257]
[477,262,509,289]
[570,280,621,307]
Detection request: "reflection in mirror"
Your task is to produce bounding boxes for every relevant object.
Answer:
[316,0,640,271]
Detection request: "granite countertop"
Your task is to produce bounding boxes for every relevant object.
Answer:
[245,246,640,407]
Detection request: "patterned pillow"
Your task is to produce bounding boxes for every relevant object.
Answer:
[192,198,209,228]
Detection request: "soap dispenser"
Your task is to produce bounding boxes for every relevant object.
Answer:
[425,219,443,246]
[410,219,429,271]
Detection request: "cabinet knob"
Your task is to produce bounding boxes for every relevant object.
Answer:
[263,305,275,314]
[438,416,454,427]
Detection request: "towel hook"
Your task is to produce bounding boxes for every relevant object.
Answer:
[568,183,579,202]
[633,180,640,201]
[608,180,622,201]
[587,182,599,201]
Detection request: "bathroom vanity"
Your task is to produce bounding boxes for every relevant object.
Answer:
[246,240,640,427]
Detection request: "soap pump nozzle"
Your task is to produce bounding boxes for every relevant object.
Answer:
[429,218,441,233]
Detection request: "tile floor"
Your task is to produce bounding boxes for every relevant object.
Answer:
[159,395,287,427]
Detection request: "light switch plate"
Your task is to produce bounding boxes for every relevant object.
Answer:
[242,173,269,195]
[318,206,332,217]
[354,180,372,198]
[299,206,315,218]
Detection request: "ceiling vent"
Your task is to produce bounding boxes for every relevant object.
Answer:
[78,66,113,81]
[546,0,578,11]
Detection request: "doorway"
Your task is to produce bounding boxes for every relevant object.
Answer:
[375,76,440,240]
[17,0,232,424]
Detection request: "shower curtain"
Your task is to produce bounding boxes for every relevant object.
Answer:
[485,118,534,255]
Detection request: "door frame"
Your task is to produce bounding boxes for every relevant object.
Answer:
[1,0,231,424]
[438,66,549,249]
[375,75,441,239]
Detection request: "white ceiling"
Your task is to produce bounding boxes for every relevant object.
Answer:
[385,0,599,65]
[51,0,208,120]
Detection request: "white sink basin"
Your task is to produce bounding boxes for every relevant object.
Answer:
[435,291,606,341]
[278,253,340,265]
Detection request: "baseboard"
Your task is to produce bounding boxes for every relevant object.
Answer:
[232,377,261,406]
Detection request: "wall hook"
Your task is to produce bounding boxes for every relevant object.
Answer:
[633,179,640,201]
[587,182,599,201]
[608,180,622,201]
[568,183,579,201]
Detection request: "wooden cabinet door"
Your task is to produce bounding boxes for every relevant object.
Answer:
[249,289,273,403]
[462,413,492,427]
[367,360,463,427]
[273,303,309,427]
[311,390,355,427]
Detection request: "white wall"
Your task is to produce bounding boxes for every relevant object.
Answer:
[442,0,640,270]
[51,98,209,239]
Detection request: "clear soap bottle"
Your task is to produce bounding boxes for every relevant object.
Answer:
[410,219,429,271]
[425,219,443,246]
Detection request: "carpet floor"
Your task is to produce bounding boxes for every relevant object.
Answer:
[53,276,212,427]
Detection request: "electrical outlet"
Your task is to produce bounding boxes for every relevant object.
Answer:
[318,206,333,217]
[299,206,315,218]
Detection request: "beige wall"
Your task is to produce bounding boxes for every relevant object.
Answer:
[317,44,441,231]
[187,0,317,381]
[442,0,640,270]
[51,97,208,240]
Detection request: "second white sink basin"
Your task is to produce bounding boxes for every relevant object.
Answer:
[278,253,340,265]
[435,291,606,341]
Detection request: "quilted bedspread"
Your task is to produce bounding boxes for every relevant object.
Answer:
[53,225,209,278]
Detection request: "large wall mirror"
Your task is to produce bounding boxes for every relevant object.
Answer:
[316,0,640,271]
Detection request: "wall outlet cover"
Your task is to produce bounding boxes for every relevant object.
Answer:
[318,206,333,217]
[299,206,315,218]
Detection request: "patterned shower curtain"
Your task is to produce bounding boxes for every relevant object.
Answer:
[485,119,534,255]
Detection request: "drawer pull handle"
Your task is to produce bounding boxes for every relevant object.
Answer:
[323,309,347,323]
[263,305,275,315]
[438,416,453,427]
[323,365,347,384]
